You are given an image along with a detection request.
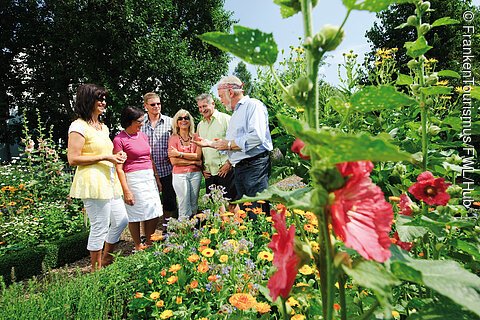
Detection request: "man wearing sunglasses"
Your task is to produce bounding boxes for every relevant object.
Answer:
[141,92,177,232]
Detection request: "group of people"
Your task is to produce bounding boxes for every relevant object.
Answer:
[67,76,273,271]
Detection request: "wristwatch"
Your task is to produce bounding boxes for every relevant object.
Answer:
[227,140,232,150]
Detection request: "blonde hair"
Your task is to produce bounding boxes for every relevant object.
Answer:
[172,109,195,135]
[143,92,160,104]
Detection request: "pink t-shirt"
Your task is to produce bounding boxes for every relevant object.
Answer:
[113,131,153,173]
[168,135,201,174]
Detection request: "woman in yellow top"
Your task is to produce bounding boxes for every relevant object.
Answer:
[67,84,128,271]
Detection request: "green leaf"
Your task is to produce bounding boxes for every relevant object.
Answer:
[404,36,432,58]
[236,185,314,210]
[471,86,480,100]
[396,215,428,242]
[454,240,480,261]
[342,0,412,12]
[390,246,480,317]
[327,95,349,115]
[278,116,412,165]
[350,85,417,112]
[420,86,452,96]
[404,215,445,238]
[396,73,413,85]
[343,260,400,310]
[437,70,461,79]
[408,299,477,320]
[274,0,318,18]
[431,17,459,28]
[199,25,278,66]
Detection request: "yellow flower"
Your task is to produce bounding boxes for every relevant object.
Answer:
[296,282,309,287]
[454,86,464,94]
[150,292,160,300]
[176,296,182,304]
[254,302,271,314]
[229,293,257,310]
[303,223,319,233]
[298,264,314,275]
[187,254,200,263]
[230,229,237,235]
[199,238,211,246]
[437,80,449,86]
[265,217,272,223]
[392,310,400,318]
[287,297,300,307]
[201,248,215,257]
[210,228,219,234]
[169,264,182,273]
[310,241,320,253]
[160,310,174,319]
[190,280,199,289]
[197,259,209,273]
[156,300,164,308]
[166,276,178,285]
[293,209,305,215]
[258,251,273,262]
[291,315,306,320]
[239,225,247,230]
[219,255,229,263]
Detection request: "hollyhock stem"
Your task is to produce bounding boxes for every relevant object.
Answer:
[281,297,289,320]
[338,274,347,320]
[320,208,335,320]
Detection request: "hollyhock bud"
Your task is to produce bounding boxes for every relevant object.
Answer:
[291,138,310,160]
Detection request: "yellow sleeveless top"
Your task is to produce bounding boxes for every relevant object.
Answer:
[69,119,123,199]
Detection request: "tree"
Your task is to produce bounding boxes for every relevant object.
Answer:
[365,0,480,76]
[0,0,234,157]
[233,61,253,95]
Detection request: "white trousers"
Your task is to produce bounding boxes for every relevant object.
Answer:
[83,197,128,251]
[172,171,202,219]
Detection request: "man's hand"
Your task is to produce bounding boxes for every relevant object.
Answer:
[203,171,212,179]
[193,136,213,148]
[218,161,231,177]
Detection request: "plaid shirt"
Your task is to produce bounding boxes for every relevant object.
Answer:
[141,114,173,178]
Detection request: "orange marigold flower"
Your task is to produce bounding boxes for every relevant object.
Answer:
[188,254,200,263]
[150,234,164,241]
[150,292,160,300]
[169,264,182,273]
[257,200,266,204]
[201,248,215,257]
[333,303,341,311]
[199,238,211,246]
[230,229,237,235]
[243,202,253,206]
[147,279,153,285]
[197,259,209,273]
[163,248,170,253]
[190,280,199,289]
[252,207,263,215]
[287,297,300,307]
[135,292,144,299]
[166,276,178,285]
[229,293,257,310]
[176,296,182,304]
[291,315,306,320]
[208,275,218,282]
[160,269,167,277]
[156,300,164,308]
[303,224,319,233]
[236,210,247,218]
[254,302,271,314]
[160,310,173,319]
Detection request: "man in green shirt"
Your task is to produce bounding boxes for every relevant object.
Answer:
[196,93,237,210]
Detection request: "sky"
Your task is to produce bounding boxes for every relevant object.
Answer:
[223,0,480,86]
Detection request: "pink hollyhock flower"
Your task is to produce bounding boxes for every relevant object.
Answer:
[399,194,413,216]
[408,171,450,206]
[291,138,310,160]
[268,207,299,301]
[391,231,413,251]
[331,161,393,262]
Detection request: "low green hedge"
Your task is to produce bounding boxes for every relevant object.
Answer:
[0,230,89,285]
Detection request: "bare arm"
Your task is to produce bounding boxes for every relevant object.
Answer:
[116,163,134,205]
[67,132,126,166]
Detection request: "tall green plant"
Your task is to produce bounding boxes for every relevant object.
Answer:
[200,0,480,319]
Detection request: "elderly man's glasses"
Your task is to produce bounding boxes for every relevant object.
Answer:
[149,102,161,107]
[177,116,190,121]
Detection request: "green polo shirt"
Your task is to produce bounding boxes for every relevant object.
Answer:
[197,110,231,176]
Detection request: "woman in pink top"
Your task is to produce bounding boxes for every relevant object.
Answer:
[113,107,163,251]
[168,109,202,219]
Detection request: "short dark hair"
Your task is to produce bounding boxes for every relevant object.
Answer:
[74,84,108,121]
[120,106,144,129]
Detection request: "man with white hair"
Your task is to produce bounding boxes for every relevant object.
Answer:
[196,75,273,217]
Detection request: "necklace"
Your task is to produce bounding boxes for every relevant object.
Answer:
[179,135,191,143]
[88,121,102,131]
[124,130,138,139]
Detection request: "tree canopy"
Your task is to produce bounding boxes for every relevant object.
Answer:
[0,0,234,151]
[365,0,480,76]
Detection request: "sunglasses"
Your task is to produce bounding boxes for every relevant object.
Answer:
[177,116,190,121]
[149,102,161,107]
[97,97,106,102]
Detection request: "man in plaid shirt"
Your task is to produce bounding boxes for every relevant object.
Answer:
[142,92,177,231]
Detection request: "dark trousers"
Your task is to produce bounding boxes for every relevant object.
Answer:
[234,152,270,219]
[159,174,177,215]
